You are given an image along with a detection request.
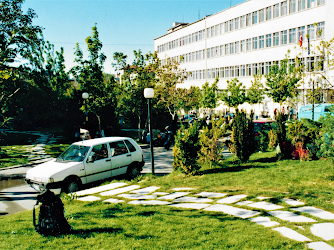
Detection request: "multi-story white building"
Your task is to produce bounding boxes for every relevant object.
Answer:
[154,0,331,117]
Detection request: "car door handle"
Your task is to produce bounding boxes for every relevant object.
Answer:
[126,154,131,157]
[106,159,111,162]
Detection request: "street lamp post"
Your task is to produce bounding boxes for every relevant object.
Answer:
[82,92,89,121]
[144,88,155,175]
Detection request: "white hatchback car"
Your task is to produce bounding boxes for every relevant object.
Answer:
[25,137,145,194]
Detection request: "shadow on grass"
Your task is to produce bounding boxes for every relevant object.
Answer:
[199,164,269,175]
[70,227,123,238]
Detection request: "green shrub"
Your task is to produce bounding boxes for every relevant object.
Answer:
[316,107,334,161]
[268,129,278,150]
[275,111,288,159]
[230,109,254,162]
[199,118,225,167]
[173,122,201,175]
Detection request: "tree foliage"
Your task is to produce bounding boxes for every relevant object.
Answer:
[200,77,219,109]
[220,78,247,108]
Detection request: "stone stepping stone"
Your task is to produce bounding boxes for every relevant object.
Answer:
[77,196,101,202]
[173,196,213,203]
[170,203,211,210]
[103,198,125,204]
[272,227,311,242]
[153,192,170,196]
[217,194,247,204]
[247,201,284,211]
[257,196,272,200]
[307,242,334,250]
[310,223,334,240]
[204,204,260,219]
[172,187,195,191]
[292,206,334,220]
[157,192,190,200]
[249,216,280,227]
[130,186,160,194]
[236,201,254,206]
[195,192,227,198]
[282,198,305,206]
[117,194,157,200]
[73,183,128,196]
[269,211,317,222]
[100,185,141,196]
[129,200,171,206]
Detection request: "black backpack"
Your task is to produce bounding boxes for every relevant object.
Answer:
[33,190,71,236]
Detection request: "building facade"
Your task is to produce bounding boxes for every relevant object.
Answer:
[154,0,332,117]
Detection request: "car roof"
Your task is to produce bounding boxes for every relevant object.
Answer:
[73,137,133,146]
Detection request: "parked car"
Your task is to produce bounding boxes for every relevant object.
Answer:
[253,120,277,137]
[25,137,145,194]
[298,103,333,121]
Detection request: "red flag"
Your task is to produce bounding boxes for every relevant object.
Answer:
[299,33,303,47]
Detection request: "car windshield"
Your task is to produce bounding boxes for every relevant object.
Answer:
[56,145,90,162]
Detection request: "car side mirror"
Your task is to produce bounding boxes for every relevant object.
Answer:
[87,155,95,163]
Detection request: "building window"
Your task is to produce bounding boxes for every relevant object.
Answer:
[273,32,279,46]
[266,62,272,74]
[318,0,325,5]
[235,17,240,29]
[266,34,272,47]
[281,1,288,16]
[230,66,235,77]
[246,13,252,26]
[273,4,280,18]
[235,66,240,77]
[240,15,246,28]
[247,39,252,51]
[211,47,214,58]
[215,46,219,57]
[308,24,315,40]
[207,48,211,58]
[289,28,296,43]
[230,43,235,54]
[220,23,224,34]
[215,25,220,36]
[290,0,297,13]
[225,67,230,78]
[266,6,272,20]
[236,41,240,53]
[298,26,306,43]
[219,68,224,78]
[230,19,235,31]
[192,52,195,61]
[241,65,246,76]
[225,44,229,55]
[281,30,288,44]
[252,63,258,75]
[246,64,252,76]
[241,40,246,52]
[252,37,258,50]
[259,35,265,49]
[298,0,306,10]
[259,62,265,74]
[220,45,224,56]
[211,26,215,37]
[317,22,325,38]
[259,9,265,22]
[307,57,315,72]
[252,11,258,24]
[225,21,229,32]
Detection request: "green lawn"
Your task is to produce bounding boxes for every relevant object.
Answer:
[1,151,333,249]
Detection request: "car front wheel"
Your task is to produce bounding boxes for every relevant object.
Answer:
[63,177,81,193]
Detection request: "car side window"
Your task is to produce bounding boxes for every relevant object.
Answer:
[125,140,137,152]
[88,144,108,161]
[109,141,129,156]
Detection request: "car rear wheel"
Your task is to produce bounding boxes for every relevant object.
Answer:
[127,164,141,180]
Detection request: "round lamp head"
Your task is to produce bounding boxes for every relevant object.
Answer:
[82,92,89,99]
[227,91,232,97]
[144,88,154,99]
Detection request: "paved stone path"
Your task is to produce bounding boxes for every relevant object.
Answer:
[73,182,334,250]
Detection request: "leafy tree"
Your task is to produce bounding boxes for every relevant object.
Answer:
[200,77,219,110]
[175,86,201,113]
[247,74,265,106]
[154,57,187,120]
[316,107,334,161]
[220,78,247,108]
[0,0,43,69]
[71,24,118,134]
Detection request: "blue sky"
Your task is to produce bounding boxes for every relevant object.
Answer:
[23,0,246,74]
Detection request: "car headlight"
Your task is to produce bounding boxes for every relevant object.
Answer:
[41,177,54,183]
